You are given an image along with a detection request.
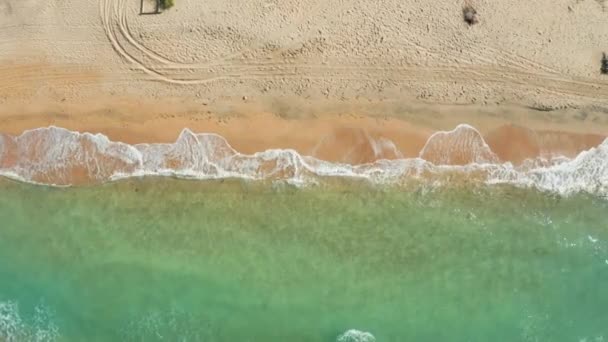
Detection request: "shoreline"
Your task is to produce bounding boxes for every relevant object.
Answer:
[1,97,606,163]
[0,112,606,193]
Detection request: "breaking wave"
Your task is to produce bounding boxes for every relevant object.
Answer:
[0,124,607,197]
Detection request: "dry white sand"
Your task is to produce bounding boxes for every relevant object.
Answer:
[1,0,608,136]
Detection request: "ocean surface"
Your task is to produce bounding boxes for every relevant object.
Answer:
[0,178,607,341]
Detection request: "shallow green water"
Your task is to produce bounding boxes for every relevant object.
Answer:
[0,178,607,341]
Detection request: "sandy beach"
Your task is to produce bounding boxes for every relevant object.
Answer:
[2,0,608,127]
[1,0,608,184]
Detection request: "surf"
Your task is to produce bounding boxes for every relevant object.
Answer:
[0,124,606,197]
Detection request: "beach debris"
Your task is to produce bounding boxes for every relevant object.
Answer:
[601,53,608,74]
[159,0,174,10]
[463,5,478,25]
[336,329,376,342]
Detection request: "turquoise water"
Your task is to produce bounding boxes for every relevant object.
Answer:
[0,178,607,341]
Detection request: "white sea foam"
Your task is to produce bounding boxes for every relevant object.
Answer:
[0,300,59,342]
[0,301,22,342]
[337,329,376,342]
[0,125,607,197]
[419,124,498,165]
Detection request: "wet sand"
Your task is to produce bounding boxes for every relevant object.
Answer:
[1,95,606,166]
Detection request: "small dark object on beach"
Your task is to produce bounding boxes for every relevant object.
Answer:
[159,0,174,10]
[463,5,478,25]
[601,53,608,74]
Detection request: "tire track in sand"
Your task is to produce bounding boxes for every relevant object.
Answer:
[99,0,608,103]
[101,0,337,82]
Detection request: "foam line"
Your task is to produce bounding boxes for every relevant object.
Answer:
[0,125,606,197]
